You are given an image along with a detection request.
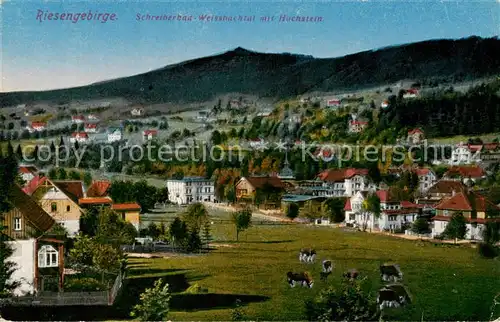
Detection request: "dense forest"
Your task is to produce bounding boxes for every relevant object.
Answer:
[378,81,500,138]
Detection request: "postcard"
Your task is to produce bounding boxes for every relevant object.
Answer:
[0,0,499,321]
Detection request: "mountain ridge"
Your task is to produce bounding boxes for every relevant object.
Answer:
[1,35,499,106]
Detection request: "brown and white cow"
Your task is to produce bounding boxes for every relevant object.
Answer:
[377,284,411,310]
[320,260,333,281]
[287,271,314,288]
[299,248,317,263]
[380,263,403,282]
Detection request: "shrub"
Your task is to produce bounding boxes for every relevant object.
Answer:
[478,243,499,259]
[64,277,105,291]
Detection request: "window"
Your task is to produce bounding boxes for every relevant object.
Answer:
[14,218,22,231]
[66,205,71,212]
[38,245,58,268]
[51,203,57,212]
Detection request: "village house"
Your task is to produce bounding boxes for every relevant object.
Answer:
[18,165,39,183]
[143,129,158,141]
[326,98,341,108]
[131,108,144,116]
[348,120,369,133]
[27,122,46,133]
[248,138,267,150]
[69,132,89,144]
[84,123,98,133]
[2,185,59,296]
[29,178,85,236]
[416,179,468,207]
[311,168,374,197]
[235,176,285,208]
[87,114,99,120]
[450,143,482,165]
[380,100,389,109]
[107,127,122,143]
[257,110,272,117]
[78,197,113,209]
[407,128,425,144]
[345,189,422,232]
[432,190,500,240]
[71,115,85,124]
[442,165,487,184]
[415,168,437,193]
[403,88,419,99]
[166,177,215,205]
[112,203,141,231]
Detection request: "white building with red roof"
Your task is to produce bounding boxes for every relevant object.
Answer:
[143,129,158,141]
[71,115,85,124]
[403,88,419,99]
[407,128,425,144]
[18,165,39,183]
[27,122,46,133]
[348,120,369,133]
[313,168,374,197]
[84,123,98,133]
[69,132,89,144]
[415,168,437,193]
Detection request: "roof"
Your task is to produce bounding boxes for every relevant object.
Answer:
[71,132,89,138]
[344,198,352,211]
[31,122,46,127]
[72,115,85,119]
[426,180,467,195]
[79,197,113,205]
[350,120,368,125]
[85,123,97,128]
[483,143,500,151]
[444,166,486,179]
[112,203,141,211]
[8,185,55,232]
[317,168,369,182]
[52,180,85,203]
[400,200,424,209]
[19,165,38,174]
[376,190,399,203]
[243,176,285,189]
[408,128,423,135]
[415,168,433,176]
[86,180,111,198]
[143,130,158,135]
[22,175,48,195]
[168,176,213,183]
[435,191,500,212]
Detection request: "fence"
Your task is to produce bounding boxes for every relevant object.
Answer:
[5,274,124,307]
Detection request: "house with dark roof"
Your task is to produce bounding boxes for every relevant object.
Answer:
[416,180,468,206]
[443,165,487,184]
[432,190,500,240]
[2,185,55,240]
[235,176,285,208]
[30,179,85,236]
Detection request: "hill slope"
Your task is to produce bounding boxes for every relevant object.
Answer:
[1,36,499,106]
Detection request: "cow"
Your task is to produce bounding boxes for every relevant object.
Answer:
[377,284,411,310]
[287,271,314,288]
[380,263,403,282]
[322,260,333,273]
[299,248,316,263]
[343,269,359,280]
[320,271,332,282]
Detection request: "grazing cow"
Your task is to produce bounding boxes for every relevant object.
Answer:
[287,271,314,288]
[343,269,359,280]
[299,248,316,263]
[320,271,331,282]
[380,263,403,282]
[377,284,411,310]
[322,260,333,273]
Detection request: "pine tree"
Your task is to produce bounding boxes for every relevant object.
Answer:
[0,152,20,297]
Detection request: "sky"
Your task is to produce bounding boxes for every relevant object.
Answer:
[1,0,499,92]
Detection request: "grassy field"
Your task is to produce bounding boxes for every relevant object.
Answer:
[115,223,499,321]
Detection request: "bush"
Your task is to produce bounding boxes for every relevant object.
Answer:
[64,277,105,291]
[478,243,499,259]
